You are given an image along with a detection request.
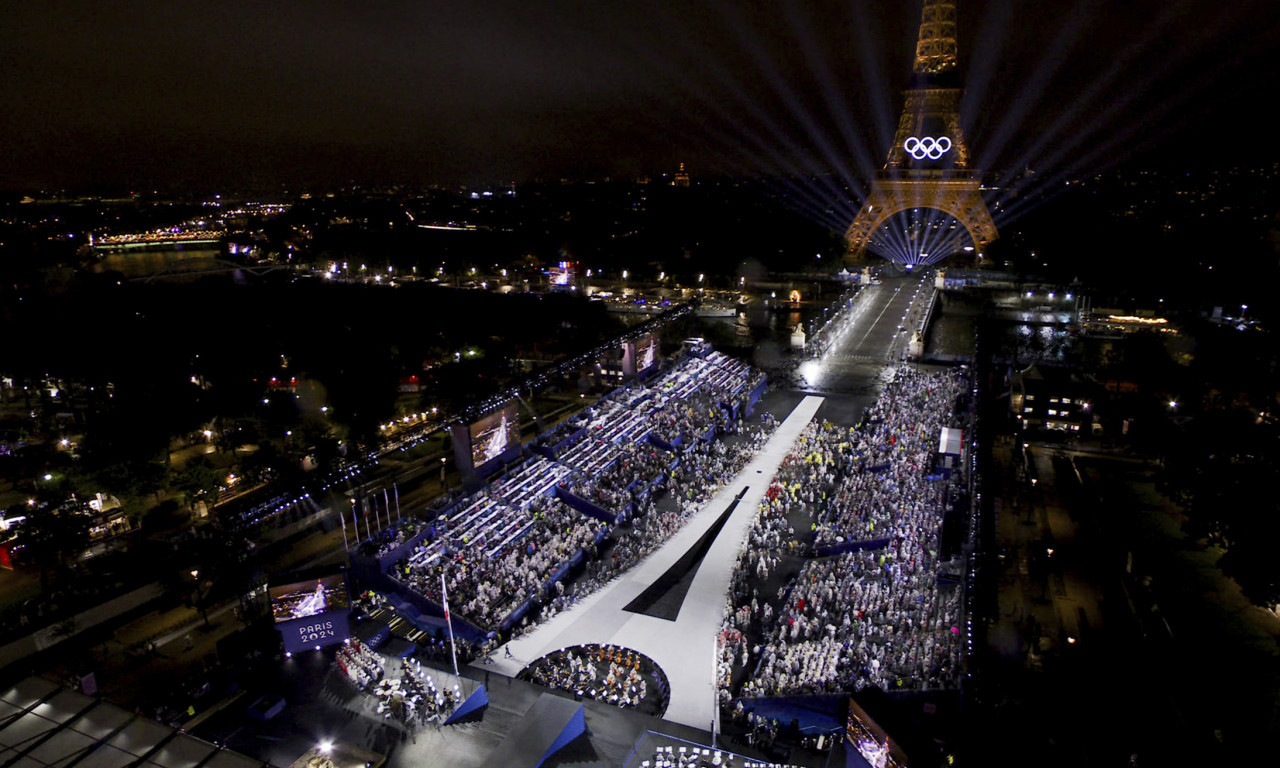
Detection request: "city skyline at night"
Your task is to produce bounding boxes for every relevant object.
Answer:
[2,3,1279,767]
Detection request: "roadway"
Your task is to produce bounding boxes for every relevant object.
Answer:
[785,274,934,431]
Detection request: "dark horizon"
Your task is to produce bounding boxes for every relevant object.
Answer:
[4,0,1279,194]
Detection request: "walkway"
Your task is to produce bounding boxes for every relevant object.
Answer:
[486,394,826,730]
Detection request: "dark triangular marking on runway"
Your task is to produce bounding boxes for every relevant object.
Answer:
[622,486,749,621]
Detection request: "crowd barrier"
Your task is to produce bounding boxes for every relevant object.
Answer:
[555,485,624,525]
[733,693,848,734]
[813,537,894,558]
[649,434,679,452]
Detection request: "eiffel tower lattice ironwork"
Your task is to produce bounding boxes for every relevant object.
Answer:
[845,0,997,263]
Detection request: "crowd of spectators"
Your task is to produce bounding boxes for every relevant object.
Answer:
[397,496,603,628]
[718,367,968,703]
[639,740,794,767]
[741,547,963,696]
[651,390,728,445]
[814,369,965,547]
[559,440,672,513]
[529,422,777,630]
[382,349,770,633]
[359,519,426,560]
[336,637,384,688]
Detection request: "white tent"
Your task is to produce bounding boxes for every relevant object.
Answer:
[0,677,272,768]
[938,427,964,456]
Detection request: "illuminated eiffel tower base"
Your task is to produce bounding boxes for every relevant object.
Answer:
[846,0,997,266]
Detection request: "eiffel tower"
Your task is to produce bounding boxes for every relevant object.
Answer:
[845,0,997,264]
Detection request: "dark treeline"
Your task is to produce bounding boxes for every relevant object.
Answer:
[2,276,623,448]
[990,165,1280,317]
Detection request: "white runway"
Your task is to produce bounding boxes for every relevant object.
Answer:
[487,394,825,729]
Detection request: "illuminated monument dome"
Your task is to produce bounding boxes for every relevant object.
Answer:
[845,0,998,267]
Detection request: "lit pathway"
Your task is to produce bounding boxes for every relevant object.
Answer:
[797,274,930,393]
[485,394,825,730]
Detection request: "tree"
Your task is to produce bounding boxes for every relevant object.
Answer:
[92,458,169,512]
[174,459,223,510]
[15,507,91,589]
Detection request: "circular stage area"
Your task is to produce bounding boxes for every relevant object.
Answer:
[518,644,670,717]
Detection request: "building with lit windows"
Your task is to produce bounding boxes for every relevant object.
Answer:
[1010,364,1100,434]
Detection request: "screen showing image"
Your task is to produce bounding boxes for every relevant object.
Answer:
[548,260,576,287]
[469,402,520,467]
[846,699,908,768]
[269,573,350,623]
[636,334,657,372]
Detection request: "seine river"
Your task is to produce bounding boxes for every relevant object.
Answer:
[91,245,223,279]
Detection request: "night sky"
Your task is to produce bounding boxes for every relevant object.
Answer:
[4,0,1278,191]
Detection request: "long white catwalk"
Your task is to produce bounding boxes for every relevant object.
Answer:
[487,394,825,729]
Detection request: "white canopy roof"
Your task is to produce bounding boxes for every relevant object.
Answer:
[0,677,272,768]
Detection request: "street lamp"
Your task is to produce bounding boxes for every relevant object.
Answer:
[190,569,209,627]
[440,457,448,489]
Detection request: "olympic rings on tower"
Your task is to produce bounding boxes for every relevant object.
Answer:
[903,136,952,160]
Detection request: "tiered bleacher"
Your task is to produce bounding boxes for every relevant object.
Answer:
[352,348,768,638]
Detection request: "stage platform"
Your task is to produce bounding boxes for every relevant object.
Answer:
[486,395,825,730]
[482,693,584,768]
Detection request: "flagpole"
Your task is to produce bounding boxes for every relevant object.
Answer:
[442,574,459,676]
[393,483,401,522]
[339,507,349,550]
[383,488,391,528]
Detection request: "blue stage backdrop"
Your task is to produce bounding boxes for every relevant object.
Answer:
[278,609,352,654]
[270,567,353,654]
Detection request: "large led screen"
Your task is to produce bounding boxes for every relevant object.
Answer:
[636,334,657,372]
[277,610,351,654]
[271,571,352,654]
[846,699,907,768]
[469,402,520,467]
[269,572,350,623]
